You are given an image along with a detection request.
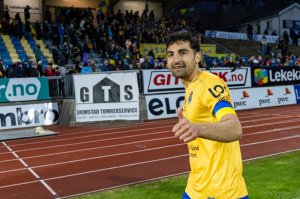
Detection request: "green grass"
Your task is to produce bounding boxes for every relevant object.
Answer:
[72,151,300,199]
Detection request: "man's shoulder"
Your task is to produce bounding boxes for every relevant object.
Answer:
[198,70,227,87]
[199,70,220,80]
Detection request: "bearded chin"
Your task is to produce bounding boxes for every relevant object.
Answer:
[171,70,187,79]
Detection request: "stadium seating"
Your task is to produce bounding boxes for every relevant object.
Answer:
[0,31,54,69]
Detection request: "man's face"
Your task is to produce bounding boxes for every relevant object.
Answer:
[166,41,200,81]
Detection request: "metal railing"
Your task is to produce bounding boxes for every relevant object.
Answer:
[47,75,74,99]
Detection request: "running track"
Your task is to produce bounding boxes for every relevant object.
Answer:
[1,105,300,199]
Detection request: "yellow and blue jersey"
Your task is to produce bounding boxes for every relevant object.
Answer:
[183,71,248,199]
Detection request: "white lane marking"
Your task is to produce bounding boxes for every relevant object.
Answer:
[242,135,300,146]
[3,111,300,149]
[0,136,177,163]
[244,125,300,136]
[0,130,172,155]
[1,122,299,164]
[242,118,300,128]
[2,116,300,156]
[59,149,300,199]
[2,142,59,198]
[1,135,299,175]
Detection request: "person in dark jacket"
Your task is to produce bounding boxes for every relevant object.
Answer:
[26,61,40,77]
[7,62,25,78]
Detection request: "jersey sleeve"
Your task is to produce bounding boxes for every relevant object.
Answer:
[201,74,236,121]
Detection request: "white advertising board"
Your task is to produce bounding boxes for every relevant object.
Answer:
[73,72,140,122]
[0,102,59,130]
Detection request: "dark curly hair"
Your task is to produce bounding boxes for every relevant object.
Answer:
[165,30,200,52]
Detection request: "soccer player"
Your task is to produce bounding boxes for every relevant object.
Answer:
[166,30,249,199]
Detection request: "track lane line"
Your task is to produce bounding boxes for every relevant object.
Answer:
[2,142,61,199]
[2,117,300,155]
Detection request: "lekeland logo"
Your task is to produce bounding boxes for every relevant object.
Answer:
[254,68,268,85]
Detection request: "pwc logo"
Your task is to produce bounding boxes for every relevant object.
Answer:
[254,68,268,85]
[242,90,250,99]
[233,90,249,108]
[284,87,291,95]
[266,88,273,97]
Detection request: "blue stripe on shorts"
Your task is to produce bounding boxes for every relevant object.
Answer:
[240,196,249,199]
[182,192,249,199]
[182,192,191,199]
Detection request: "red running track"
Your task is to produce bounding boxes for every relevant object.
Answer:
[0,105,300,199]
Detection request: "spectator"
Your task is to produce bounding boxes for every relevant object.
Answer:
[45,7,52,23]
[44,63,54,76]
[7,62,25,78]
[80,62,93,73]
[4,5,10,22]
[247,24,253,40]
[37,60,44,76]
[260,34,268,55]
[140,56,152,69]
[290,28,299,47]
[276,36,288,57]
[35,20,43,40]
[0,62,6,78]
[24,5,31,21]
[26,61,40,77]
[58,65,69,77]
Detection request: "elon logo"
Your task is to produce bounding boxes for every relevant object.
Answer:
[254,68,268,85]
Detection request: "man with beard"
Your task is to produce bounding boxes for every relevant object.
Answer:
[166,30,248,199]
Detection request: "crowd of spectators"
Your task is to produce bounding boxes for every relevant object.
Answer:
[0,5,197,78]
[0,4,300,79]
[205,28,300,71]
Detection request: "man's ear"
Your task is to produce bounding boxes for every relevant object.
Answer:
[195,52,201,64]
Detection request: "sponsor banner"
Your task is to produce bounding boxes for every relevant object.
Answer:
[0,78,50,103]
[230,85,296,110]
[139,43,166,58]
[4,0,42,22]
[205,30,278,44]
[0,103,59,130]
[146,85,296,120]
[200,44,216,56]
[73,72,139,122]
[252,67,300,87]
[209,67,251,88]
[145,92,185,120]
[293,84,300,104]
[142,69,184,94]
[142,68,250,94]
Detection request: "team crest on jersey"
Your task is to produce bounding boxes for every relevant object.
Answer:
[207,197,215,199]
[188,91,193,104]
